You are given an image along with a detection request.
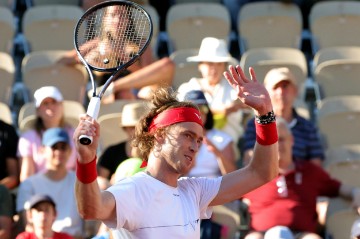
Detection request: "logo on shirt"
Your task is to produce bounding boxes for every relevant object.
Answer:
[189,219,200,230]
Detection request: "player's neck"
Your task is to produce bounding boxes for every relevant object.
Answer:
[146,156,179,187]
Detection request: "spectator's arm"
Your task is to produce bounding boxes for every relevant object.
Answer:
[19,156,35,182]
[0,216,12,239]
[0,157,19,189]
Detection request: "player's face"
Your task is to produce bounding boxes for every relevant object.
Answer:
[161,122,204,175]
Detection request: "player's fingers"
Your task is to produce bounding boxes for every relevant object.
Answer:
[235,65,250,83]
[224,66,237,87]
[248,67,258,83]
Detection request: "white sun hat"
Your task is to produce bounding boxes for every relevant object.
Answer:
[187,37,238,64]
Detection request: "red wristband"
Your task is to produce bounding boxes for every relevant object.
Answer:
[255,121,278,145]
[76,157,97,184]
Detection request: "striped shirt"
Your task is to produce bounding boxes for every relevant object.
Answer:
[243,109,325,161]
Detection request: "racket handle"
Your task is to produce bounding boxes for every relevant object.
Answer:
[79,97,101,145]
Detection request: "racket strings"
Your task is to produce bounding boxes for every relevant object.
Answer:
[76,4,151,70]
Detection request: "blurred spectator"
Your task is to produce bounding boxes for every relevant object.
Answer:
[97,102,149,184]
[182,90,237,178]
[58,2,174,102]
[0,185,13,239]
[0,120,19,189]
[352,217,360,239]
[17,128,84,238]
[111,157,146,184]
[242,117,360,239]
[17,86,77,182]
[222,0,310,33]
[16,194,73,239]
[242,67,324,166]
[177,37,248,149]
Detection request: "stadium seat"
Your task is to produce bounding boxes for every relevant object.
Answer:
[98,112,128,152]
[166,2,231,53]
[97,99,149,152]
[317,95,360,149]
[325,144,360,168]
[312,46,360,70]
[309,1,360,54]
[0,102,13,125]
[0,6,15,53]
[314,58,360,99]
[0,52,15,104]
[239,47,308,100]
[237,2,302,54]
[22,5,83,52]
[21,50,88,103]
[326,160,360,188]
[311,46,360,99]
[0,0,13,8]
[326,209,358,239]
[98,99,147,117]
[169,48,201,90]
[173,0,221,3]
[142,4,160,59]
[26,0,81,7]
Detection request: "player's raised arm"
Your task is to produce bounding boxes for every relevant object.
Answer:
[73,114,116,221]
[210,65,279,206]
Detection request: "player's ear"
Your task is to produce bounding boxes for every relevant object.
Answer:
[153,131,165,144]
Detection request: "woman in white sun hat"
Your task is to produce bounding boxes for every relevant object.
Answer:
[177,37,249,149]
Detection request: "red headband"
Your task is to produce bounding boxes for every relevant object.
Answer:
[148,107,203,133]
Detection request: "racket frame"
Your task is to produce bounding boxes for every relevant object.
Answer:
[74,0,153,144]
[74,0,153,99]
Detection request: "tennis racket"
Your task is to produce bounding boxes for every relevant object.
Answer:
[74,0,153,145]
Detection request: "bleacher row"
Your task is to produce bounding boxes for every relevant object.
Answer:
[1,0,360,238]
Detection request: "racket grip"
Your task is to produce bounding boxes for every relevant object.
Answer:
[79,97,101,145]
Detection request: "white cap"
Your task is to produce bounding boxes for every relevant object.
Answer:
[264,226,295,239]
[187,37,237,64]
[34,86,63,108]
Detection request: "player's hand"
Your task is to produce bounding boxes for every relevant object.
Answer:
[223,65,272,116]
[73,114,100,163]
